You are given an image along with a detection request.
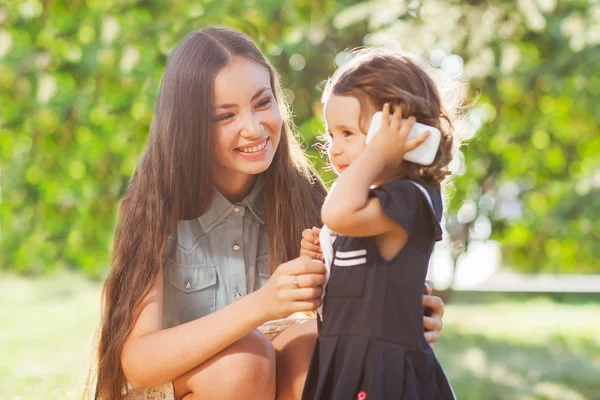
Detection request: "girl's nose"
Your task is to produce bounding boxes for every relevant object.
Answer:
[328,139,343,157]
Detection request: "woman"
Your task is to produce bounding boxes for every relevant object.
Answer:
[92,26,445,400]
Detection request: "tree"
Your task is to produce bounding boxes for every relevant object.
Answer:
[1,0,598,276]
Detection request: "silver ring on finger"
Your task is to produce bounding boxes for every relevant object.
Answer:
[292,275,299,288]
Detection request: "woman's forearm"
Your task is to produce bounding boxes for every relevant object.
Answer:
[123,291,267,390]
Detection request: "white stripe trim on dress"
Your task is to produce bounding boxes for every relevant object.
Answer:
[408,181,434,210]
[335,249,367,259]
[334,257,367,267]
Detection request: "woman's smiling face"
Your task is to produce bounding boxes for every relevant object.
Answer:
[212,57,283,178]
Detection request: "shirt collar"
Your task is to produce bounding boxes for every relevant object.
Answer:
[199,175,265,231]
[242,174,265,224]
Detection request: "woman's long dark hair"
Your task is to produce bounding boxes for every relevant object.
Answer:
[92,27,326,399]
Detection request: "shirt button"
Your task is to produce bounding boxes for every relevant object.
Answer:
[234,207,241,213]
[235,292,243,300]
[184,278,192,289]
[233,244,241,251]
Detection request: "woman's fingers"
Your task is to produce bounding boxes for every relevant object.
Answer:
[423,294,445,318]
[290,287,323,301]
[296,273,326,288]
[279,272,326,290]
[423,316,442,333]
[291,298,322,312]
[287,257,326,275]
[424,329,441,347]
[423,280,434,296]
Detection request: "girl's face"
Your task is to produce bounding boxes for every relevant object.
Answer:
[213,58,283,179]
[324,94,372,174]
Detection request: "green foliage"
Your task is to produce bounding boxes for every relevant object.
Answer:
[1,0,598,275]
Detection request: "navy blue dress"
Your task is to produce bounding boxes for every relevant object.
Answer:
[302,179,455,400]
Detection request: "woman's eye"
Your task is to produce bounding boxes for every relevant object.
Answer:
[343,130,354,138]
[256,97,273,108]
[215,113,234,122]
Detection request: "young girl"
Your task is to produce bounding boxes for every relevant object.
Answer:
[300,48,457,399]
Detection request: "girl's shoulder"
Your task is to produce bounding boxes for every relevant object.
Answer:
[370,179,443,241]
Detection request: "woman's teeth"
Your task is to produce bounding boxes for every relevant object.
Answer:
[238,140,267,153]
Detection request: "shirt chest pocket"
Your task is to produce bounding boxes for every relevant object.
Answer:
[163,260,218,325]
[325,249,368,297]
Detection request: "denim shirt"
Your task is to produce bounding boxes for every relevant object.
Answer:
[161,176,275,328]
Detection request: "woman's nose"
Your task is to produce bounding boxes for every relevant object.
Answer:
[239,112,262,139]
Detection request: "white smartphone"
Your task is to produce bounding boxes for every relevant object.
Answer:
[366,111,441,166]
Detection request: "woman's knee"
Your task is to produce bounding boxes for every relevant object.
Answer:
[184,330,276,399]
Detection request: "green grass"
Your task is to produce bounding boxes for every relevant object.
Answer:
[1,273,599,400]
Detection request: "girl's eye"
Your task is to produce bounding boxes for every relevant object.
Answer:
[343,130,354,138]
[215,113,234,122]
[256,97,273,108]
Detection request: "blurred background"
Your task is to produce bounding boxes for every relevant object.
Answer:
[1,0,599,399]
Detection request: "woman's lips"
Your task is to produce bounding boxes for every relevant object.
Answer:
[235,137,270,159]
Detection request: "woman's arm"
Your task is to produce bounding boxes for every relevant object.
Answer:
[122,270,266,390]
[122,256,326,390]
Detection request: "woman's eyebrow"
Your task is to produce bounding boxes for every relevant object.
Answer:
[216,87,271,109]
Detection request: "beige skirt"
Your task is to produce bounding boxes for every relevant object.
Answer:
[129,382,174,399]
[129,313,314,399]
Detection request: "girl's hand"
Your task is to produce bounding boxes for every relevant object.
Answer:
[423,281,444,348]
[257,256,326,321]
[300,227,323,261]
[368,103,430,168]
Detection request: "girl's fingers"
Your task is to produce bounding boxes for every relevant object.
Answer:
[399,115,416,141]
[303,228,319,245]
[300,249,323,261]
[302,229,316,241]
[405,130,430,152]
[390,104,403,132]
[301,239,322,253]
[312,226,321,238]
[381,102,391,128]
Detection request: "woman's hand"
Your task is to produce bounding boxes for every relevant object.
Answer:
[257,256,326,321]
[423,281,444,348]
[368,103,429,169]
[300,227,323,261]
